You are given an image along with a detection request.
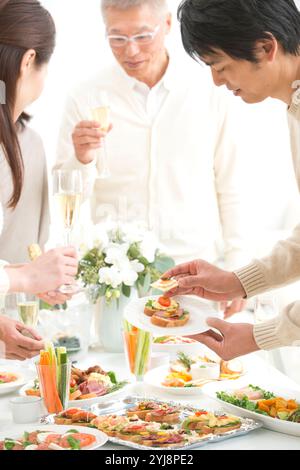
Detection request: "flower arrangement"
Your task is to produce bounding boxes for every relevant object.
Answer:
[77,223,175,304]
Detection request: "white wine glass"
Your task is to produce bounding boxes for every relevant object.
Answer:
[53,169,83,294]
[16,293,39,328]
[90,91,111,179]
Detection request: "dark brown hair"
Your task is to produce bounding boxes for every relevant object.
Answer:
[0,0,56,208]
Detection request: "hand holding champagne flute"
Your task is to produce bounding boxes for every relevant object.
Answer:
[53,170,83,294]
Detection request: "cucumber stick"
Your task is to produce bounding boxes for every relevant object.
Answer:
[56,347,68,409]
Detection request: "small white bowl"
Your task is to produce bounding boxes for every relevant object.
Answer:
[10,396,45,424]
[190,362,220,380]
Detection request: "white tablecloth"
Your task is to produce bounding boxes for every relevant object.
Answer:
[0,351,300,450]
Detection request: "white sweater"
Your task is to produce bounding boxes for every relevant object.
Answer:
[55,56,248,267]
[235,90,300,349]
[0,126,50,263]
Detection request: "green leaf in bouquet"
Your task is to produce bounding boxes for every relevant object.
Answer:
[138,271,152,296]
[153,255,175,274]
[122,284,131,298]
[127,243,141,260]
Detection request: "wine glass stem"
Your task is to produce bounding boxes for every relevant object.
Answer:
[64,228,71,246]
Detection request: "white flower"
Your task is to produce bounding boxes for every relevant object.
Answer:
[130,259,144,273]
[139,232,157,263]
[104,243,130,266]
[98,266,122,288]
[120,267,138,287]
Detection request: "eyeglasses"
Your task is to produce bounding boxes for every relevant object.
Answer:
[107,25,160,48]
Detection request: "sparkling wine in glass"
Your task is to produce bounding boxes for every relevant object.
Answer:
[91,91,111,179]
[17,293,39,327]
[53,170,83,294]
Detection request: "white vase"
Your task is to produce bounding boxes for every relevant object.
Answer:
[98,289,138,353]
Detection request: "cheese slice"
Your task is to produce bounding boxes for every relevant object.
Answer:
[151,278,178,292]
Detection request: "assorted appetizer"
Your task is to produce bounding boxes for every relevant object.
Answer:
[144,297,189,327]
[127,401,181,424]
[182,411,242,435]
[162,352,242,388]
[217,384,300,422]
[151,278,178,293]
[25,364,127,402]
[0,372,19,384]
[0,429,96,451]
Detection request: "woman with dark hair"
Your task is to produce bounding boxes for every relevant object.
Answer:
[0,0,78,360]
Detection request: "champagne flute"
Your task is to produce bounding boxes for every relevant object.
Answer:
[17,293,39,328]
[53,169,83,294]
[90,91,111,179]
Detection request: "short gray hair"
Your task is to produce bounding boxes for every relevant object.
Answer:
[101,0,169,19]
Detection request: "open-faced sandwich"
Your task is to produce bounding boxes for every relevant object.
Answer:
[91,414,195,448]
[127,401,180,423]
[144,297,189,327]
[151,278,178,293]
[54,408,97,426]
[182,410,242,435]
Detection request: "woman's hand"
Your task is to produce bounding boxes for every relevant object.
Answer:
[0,315,44,360]
[6,247,78,294]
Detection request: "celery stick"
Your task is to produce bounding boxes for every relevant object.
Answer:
[134,329,146,377]
[138,332,151,377]
[45,341,57,367]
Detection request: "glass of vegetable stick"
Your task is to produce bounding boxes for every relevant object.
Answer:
[123,319,152,382]
[36,343,71,413]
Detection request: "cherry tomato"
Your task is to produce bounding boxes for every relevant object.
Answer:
[158,296,171,307]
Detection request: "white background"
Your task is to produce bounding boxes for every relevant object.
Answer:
[29,0,300,254]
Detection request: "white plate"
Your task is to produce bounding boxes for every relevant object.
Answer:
[202,378,300,437]
[144,365,209,396]
[152,340,204,356]
[0,367,35,396]
[0,424,108,450]
[124,295,220,336]
[19,381,133,407]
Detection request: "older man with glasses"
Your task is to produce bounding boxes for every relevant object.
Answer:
[55,0,250,316]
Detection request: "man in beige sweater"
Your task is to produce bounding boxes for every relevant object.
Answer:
[165,0,300,359]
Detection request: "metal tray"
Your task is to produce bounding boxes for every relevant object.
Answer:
[44,395,262,450]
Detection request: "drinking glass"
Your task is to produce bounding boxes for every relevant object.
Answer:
[254,294,278,324]
[36,361,71,414]
[123,319,152,382]
[53,169,83,294]
[90,91,111,179]
[17,293,39,327]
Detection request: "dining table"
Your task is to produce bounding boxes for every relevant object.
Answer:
[0,347,300,451]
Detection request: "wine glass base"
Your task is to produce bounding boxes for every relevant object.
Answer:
[58,284,83,295]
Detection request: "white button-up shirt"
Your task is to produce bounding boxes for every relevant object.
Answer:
[55,55,248,267]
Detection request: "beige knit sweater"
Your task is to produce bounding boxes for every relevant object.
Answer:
[235,89,300,350]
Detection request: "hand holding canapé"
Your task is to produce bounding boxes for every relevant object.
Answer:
[72,120,113,165]
[162,259,246,302]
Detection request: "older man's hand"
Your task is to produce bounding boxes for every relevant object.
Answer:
[72,121,113,165]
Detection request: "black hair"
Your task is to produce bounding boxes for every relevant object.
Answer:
[178,0,300,63]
